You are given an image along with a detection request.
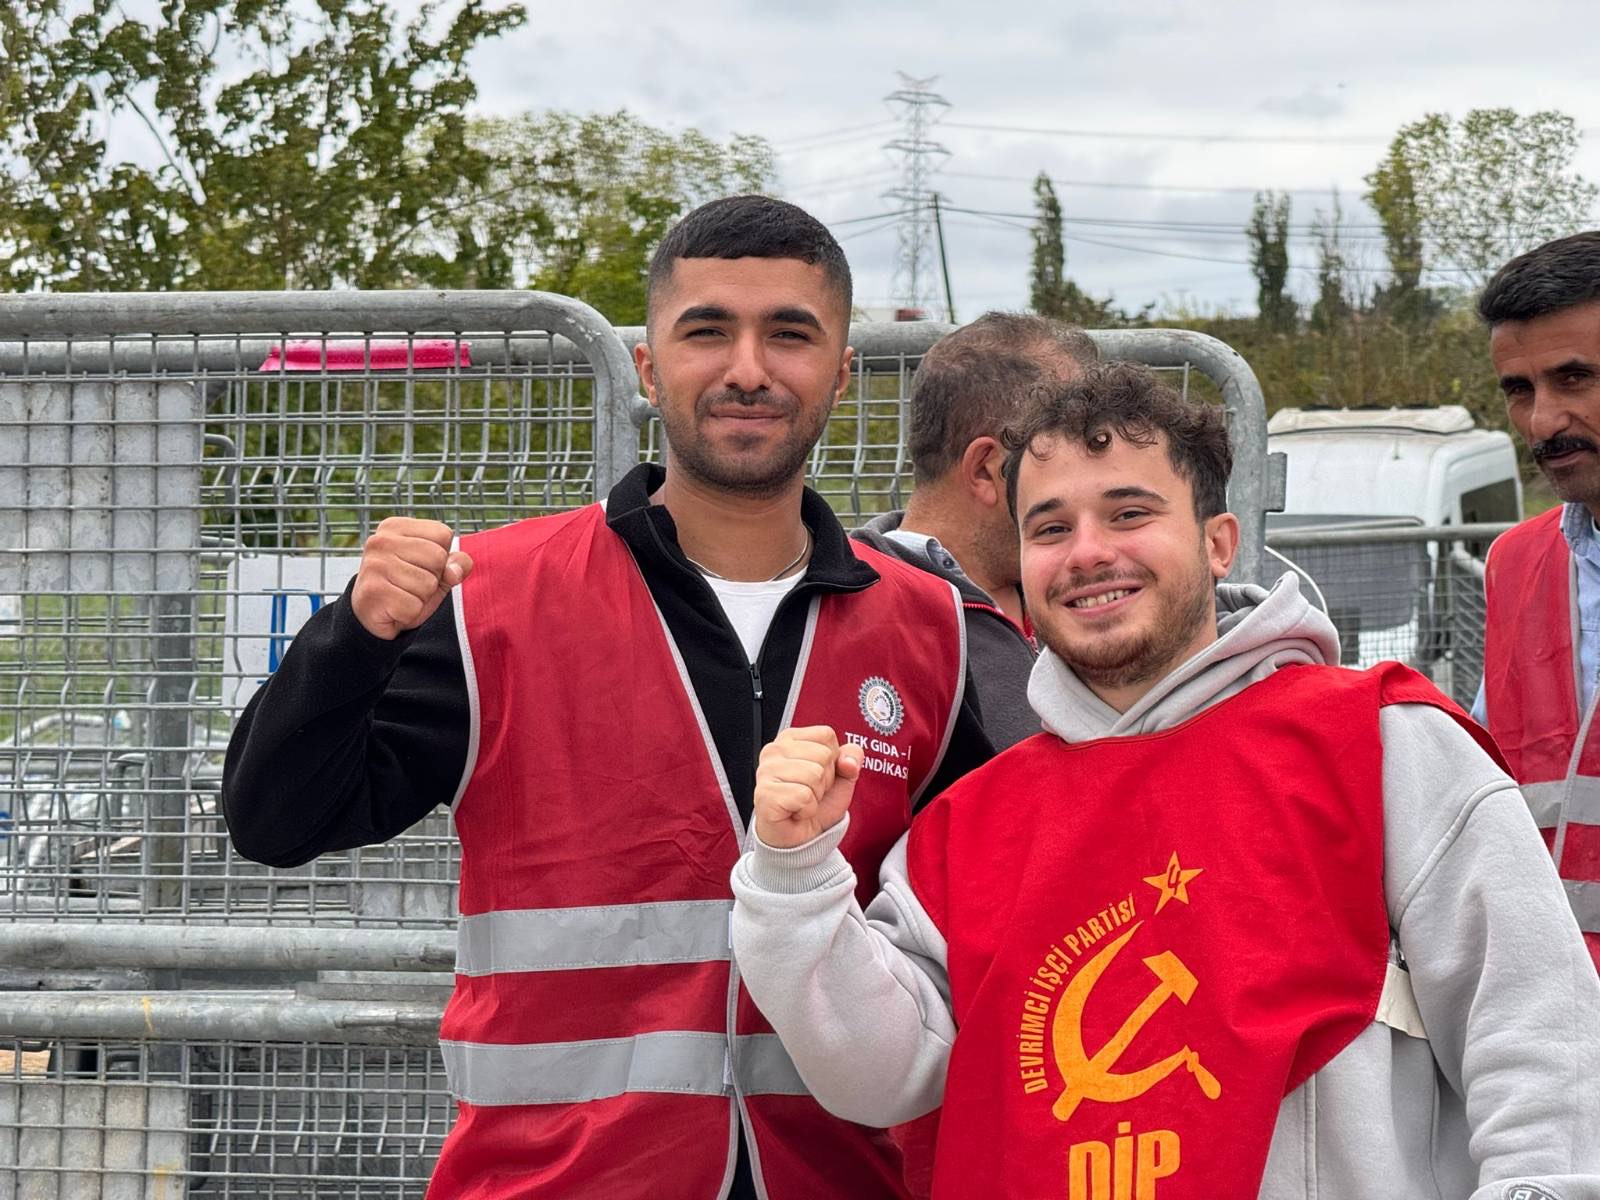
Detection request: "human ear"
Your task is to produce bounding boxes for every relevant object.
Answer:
[961,436,1006,508]
[634,342,659,409]
[832,346,855,408]
[1205,512,1240,579]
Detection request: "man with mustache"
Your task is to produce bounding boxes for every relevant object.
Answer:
[223,194,993,1199]
[733,363,1600,1197]
[1476,230,1600,973]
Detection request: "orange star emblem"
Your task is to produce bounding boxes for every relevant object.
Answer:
[1143,852,1203,914]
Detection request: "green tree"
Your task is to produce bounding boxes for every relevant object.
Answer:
[460,110,774,322]
[1026,171,1130,326]
[1363,141,1432,325]
[1029,171,1069,317]
[0,0,526,291]
[1370,108,1598,288]
[1309,194,1353,332]
[1246,191,1295,332]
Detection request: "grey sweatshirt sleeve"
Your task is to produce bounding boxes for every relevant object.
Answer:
[1380,703,1600,1192]
[729,816,957,1126]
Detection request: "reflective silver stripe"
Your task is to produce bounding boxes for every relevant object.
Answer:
[912,579,968,807]
[449,533,482,814]
[442,1031,730,1105]
[441,1032,811,1105]
[1523,777,1600,830]
[734,1034,809,1097]
[455,900,733,975]
[1566,880,1600,934]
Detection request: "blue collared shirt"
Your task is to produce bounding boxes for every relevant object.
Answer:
[1473,501,1600,723]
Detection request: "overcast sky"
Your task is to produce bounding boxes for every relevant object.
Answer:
[457,0,1600,319]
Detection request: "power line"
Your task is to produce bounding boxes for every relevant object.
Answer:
[944,169,1370,197]
[828,209,913,226]
[942,121,1394,146]
[834,216,906,244]
[772,119,898,149]
[942,204,1482,273]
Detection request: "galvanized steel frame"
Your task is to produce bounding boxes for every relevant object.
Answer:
[616,322,1284,586]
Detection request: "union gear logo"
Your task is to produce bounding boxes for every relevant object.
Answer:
[858,676,904,736]
[1505,1187,1561,1200]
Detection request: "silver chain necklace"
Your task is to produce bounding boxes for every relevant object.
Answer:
[685,528,813,583]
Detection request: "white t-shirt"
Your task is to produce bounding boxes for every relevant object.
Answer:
[705,573,805,663]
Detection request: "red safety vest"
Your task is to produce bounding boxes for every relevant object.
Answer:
[427,504,966,1200]
[903,663,1483,1199]
[1483,507,1600,971]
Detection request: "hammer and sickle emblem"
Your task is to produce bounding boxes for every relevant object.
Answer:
[1051,920,1223,1122]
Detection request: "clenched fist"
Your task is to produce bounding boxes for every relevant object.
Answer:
[754,726,864,849]
[351,517,474,641]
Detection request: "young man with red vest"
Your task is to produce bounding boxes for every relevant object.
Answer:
[1476,230,1600,973]
[223,195,992,1199]
[733,363,1600,1198]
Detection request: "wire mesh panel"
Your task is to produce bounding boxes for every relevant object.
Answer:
[0,293,638,927]
[1266,524,1506,708]
[0,304,1283,1197]
[618,322,1283,586]
[0,1036,449,1199]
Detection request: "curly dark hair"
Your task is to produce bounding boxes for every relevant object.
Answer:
[1001,362,1232,520]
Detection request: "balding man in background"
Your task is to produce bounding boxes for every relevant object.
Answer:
[854,313,1099,748]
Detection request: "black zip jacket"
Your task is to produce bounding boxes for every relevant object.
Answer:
[222,462,994,1200]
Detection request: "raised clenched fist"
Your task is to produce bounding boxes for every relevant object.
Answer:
[753,725,864,849]
[350,517,474,641]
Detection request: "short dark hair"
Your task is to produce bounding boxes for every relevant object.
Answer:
[1478,230,1600,325]
[1001,362,1232,521]
[908,312,1100,482]
[646,195,852,323]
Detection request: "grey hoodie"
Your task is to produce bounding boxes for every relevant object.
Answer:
[732,574,1600,1199]
[852,511,1039,750]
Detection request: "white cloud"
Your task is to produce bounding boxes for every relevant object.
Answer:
[432,0,1600,315]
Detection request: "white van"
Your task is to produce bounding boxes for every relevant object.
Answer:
[1265,405,1521,695]
[1268,405,1521,531]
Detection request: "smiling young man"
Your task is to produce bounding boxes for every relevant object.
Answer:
[223,195,992,1200]
[732,364,1600,1198]
[852,313,1099,750]
[1474,231,1600,971]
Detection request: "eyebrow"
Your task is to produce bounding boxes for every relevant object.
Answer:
[673,304,734,328]
[1501,357,1599,390]
[1021,497,1062,525]
[1549,357,1597,375]
[768,306,823,331]
[671,304,824,332]
[1021,486,1167,526]
[1104,486,1168,505]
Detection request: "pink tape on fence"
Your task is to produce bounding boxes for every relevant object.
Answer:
[258,339,471,372]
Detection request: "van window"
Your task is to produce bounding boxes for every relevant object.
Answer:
[1460,479,1520,557]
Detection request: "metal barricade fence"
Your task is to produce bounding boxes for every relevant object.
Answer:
[0,291,640,1197]
[0,292,639,930]
[1265,522,1507,710]
[0,303,1287,1196]
[618,323,1285,590]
